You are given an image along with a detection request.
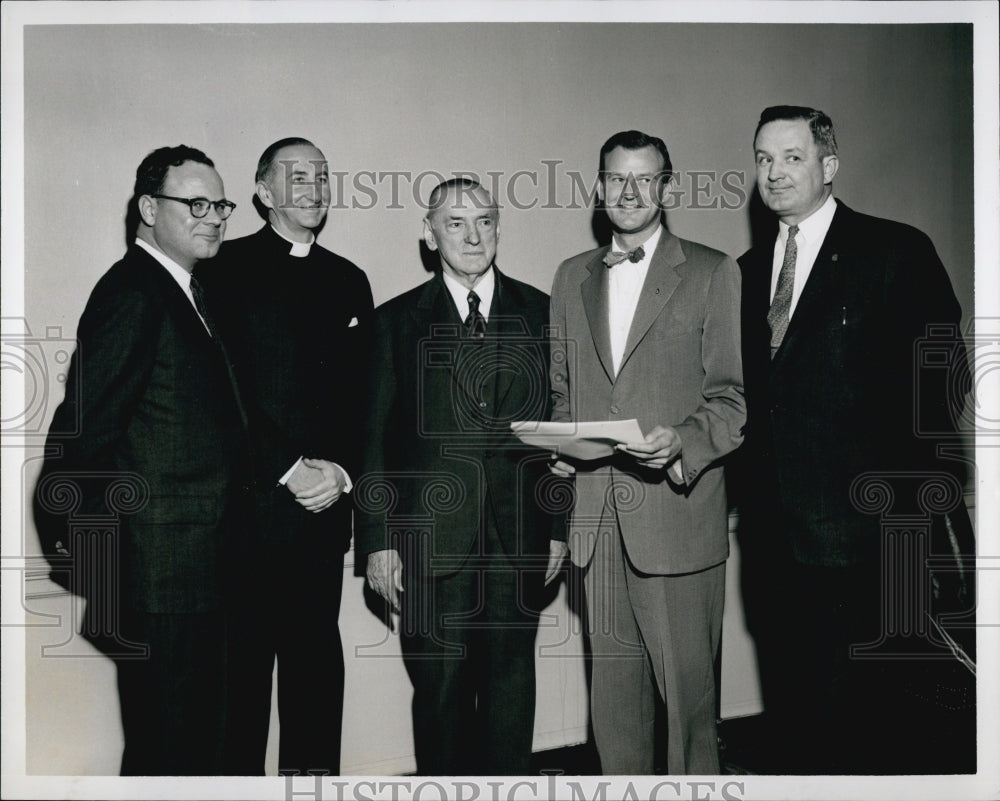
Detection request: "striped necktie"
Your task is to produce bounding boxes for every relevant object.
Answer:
[767,224,798,358]
[465,290,487,340]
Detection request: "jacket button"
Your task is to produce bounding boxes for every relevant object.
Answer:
[610,405,620,414]
[479,401,488,409]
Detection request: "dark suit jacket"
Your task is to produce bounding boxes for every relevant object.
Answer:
[354,270,562,577]
[550,230,745,575]
[34,246,251,632]
[197,225,374,554]
[738,200,967,566]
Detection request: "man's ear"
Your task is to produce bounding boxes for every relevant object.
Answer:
[422,217,438,251]
[822,155,839,185]
[655,173,674,209]
[255,181,276,212]
[137,195,157,227]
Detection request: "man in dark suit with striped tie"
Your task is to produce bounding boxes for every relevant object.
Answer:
[737,106,974,773]
[356,178,567,775]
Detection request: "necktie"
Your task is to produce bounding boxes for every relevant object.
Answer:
[189,276,219,340]
[767,224,799,358]
[465,290,487,339]
[603,245,645,267]
[190,276,248,428]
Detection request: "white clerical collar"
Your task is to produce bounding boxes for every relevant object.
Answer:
[779,193,836,245]
[135,237,193,290]
[270,224,316,257]
[611,224,663,260]
[442,265,496,321]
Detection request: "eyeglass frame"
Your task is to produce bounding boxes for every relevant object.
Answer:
[150,194,237,220]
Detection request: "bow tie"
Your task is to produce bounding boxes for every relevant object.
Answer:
[603,245,645,267]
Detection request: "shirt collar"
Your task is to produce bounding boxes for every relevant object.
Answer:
[611,224,663,261]
[779,194,836,244]
[441,266,496,321]
[270,224,315,257]
[135,238,193,289]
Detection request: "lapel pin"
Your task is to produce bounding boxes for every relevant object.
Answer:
[655,288,660,295]
[832,254,839,262]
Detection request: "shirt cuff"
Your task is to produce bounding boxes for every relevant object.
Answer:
[278,456,304,486]
[333,463,353,493]
[670,459,684,484]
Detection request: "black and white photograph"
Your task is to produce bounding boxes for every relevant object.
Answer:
[2,2,997,799]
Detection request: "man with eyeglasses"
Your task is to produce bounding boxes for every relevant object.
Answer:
[196,137,374,775]
[34,145,252,774]
[548,130,744,774]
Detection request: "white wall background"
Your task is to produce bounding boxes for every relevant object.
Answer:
[22,23,973,330]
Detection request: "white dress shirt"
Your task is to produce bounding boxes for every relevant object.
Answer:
[608,225,662,375]
[134,238,211,334]
[769,193,837,316]
[442,265,496,322]
[604,226,685,481]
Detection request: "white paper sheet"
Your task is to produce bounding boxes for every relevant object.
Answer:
[510,419,645,460]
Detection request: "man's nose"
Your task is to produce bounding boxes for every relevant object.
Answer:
[203,206,224,225]
[768,161,785,181]
[465,225,480,245]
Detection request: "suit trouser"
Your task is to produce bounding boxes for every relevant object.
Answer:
[224,495,346,775]
[748,543,950,775]
[582,521,725,775]
[399,524,541,775]
[115,610,228,776]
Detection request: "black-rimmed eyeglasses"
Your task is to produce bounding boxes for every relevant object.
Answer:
[152,194,237,220]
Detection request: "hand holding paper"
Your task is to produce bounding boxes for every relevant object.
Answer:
[617,424,684,480]
[510,419,645,460]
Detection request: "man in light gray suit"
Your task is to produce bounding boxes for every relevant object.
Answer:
[549,130,745,774]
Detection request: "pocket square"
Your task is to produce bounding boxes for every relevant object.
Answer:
[348,317,359,327]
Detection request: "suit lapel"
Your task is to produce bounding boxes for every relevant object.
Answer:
[774,203,849,363]
[132,247,215,345]
[131,247,248,429]
[741,240,775,366]
[618,232,684,375]
[487,274,509,413]
[491,271,530,414]
[747,245,774,324]
[412,275,484,413]
[581,249,615,383]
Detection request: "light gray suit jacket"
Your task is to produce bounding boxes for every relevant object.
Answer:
[550,229,745,574]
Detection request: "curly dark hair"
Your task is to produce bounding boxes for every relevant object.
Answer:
[126,145,214,242]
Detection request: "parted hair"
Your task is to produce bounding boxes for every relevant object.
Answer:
[754,106,838,157]
[598,130,673,179]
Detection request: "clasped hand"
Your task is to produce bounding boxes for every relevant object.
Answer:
[285,458,347,513]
